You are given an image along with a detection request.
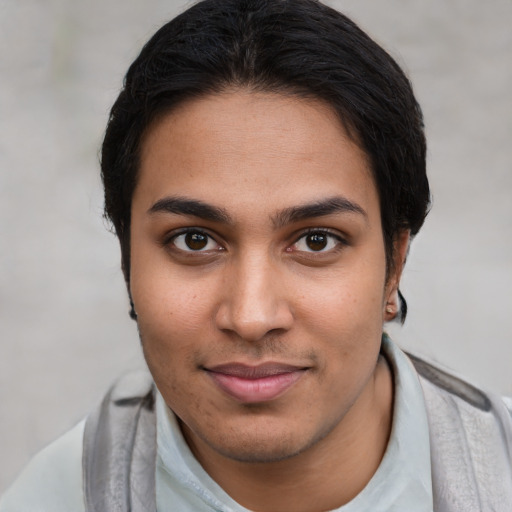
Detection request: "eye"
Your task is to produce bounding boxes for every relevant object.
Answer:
[171,230,220,252]
[292,231,343,253]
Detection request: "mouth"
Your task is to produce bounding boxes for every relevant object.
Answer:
[204,362,308,403]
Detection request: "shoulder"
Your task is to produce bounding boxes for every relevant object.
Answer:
[405,351,512,508]
[0,420,85,512]
[407,351,512,421]
[503,396,512,418]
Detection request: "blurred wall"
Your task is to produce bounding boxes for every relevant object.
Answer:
[0,0,511,494]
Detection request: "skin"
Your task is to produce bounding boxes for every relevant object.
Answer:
[130,90,409,511]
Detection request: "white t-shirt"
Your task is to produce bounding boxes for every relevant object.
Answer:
[0,338,433,511]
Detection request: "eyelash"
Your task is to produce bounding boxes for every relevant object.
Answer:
[290,228,347,254]
[163,227,347,255]
[165,228,222,253]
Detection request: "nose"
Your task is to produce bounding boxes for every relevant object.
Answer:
[215,254,294,342]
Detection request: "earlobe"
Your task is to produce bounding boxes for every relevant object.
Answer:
[384,290,399,321]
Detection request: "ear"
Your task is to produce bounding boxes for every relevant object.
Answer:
[384,230,410,322]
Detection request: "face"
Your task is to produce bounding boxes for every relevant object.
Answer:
[130,91,401,465]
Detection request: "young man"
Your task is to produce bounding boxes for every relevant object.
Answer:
[2,0,511,510]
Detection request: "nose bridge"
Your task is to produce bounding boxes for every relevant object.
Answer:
[216,249,292,341]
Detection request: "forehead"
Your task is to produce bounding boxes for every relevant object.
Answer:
[134,90,379,224]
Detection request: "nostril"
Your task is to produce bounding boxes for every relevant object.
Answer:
[215,301,294,343]
[267,327,288,337]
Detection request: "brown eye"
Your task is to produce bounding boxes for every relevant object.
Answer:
[292,231,342,253]
[172,230,219,252]
[306,233,328,251]
[185,232,208,250]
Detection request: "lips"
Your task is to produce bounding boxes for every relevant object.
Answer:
[205,363,307,403]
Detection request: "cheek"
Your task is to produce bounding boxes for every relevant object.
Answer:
[130,270,214,392]
[134,281,209,413]
[297,258,387,377]
[130,244,216,336]
[301,264,386,330]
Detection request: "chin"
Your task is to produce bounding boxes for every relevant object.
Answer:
[182,414,335,465]
[207,435,309,464]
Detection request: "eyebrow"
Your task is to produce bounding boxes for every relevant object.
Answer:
[148,196,232,224]
[272,196,367,228]
[148,195,366,227]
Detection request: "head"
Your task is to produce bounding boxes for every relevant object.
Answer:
[100,0,431,494]
[101,0,430,322]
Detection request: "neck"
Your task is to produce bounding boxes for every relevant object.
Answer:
[182,355,393,511]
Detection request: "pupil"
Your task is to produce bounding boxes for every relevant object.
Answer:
[307,233,327,251]
[185,232,208,250]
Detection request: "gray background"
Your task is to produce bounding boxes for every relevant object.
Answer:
[1,0,511,495]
